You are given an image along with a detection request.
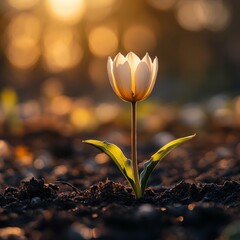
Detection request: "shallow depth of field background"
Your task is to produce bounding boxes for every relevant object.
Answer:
[0,0,240,136]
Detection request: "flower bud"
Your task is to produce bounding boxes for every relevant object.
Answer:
[107,52,158,102]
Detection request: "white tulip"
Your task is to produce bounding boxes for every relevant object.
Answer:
[107,52,158,102]
[84,53,194,199]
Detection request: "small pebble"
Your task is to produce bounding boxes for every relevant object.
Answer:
[137,204,155,218]
[31,197,41,206]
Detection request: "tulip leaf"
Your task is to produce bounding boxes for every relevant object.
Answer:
[140,134,196,195]
[83,140,137,194]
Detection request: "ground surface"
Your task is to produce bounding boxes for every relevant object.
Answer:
[0,127,240,240]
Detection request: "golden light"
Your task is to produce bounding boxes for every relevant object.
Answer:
[176,1,205,31]
[88,59,107,85]
[0,227,24,239]
[85,0,116,21]
[176,0,230,32]
[43,27,83,72]
[147,0,176,11]
[54,165,68,176]
[50,96,73,115]
[88,26,118,58]
[0,141,11,159]
[46,0,86,25]
[95,103,120,123]
[1,88,17,115]
[198,1,230,31]
[15,145,33,165]
[6,14,41,42]
[5,14,41,69]
[6,37,40,69]
[123,25,157,54]
[7,0,38,10]
[70,107,97,131]
[95,153,109,164]
[141,113,165,132]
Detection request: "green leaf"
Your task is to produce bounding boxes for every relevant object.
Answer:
[83,140,137,194]
[140,134,196,195]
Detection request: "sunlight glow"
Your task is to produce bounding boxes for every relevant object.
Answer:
[176,1,205,31]
[50,96,73,115]
[43,27,83,72]
[70,108,97,131]
[176,0,230,32]
[1,88,17,114]
[7,37,40,69]
[88,26,118,58]
[95,153,109,164]
[198,0,230,31]
[15,145,33,165]
[95,103,120,123]
[0,227,24,239]
[147,0,176,10]
[5,14,41,69]
[6,14,41,42]
[123,25,157,54]
[46,0,86,25]
[7,0,38,10]
[85,0,116,21]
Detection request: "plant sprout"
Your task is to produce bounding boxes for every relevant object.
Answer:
[83,52,195,199]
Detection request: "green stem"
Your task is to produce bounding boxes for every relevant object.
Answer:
[131,101,141,198]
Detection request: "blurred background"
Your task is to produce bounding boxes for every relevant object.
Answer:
[0,0,240,136]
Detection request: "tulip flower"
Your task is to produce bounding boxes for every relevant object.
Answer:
[83,52,195,199]
[107,52,158,102]
[107,52,158,197]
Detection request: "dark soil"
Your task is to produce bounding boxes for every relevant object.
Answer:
[0,127,240,240]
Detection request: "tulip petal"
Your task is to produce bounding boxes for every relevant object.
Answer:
[142,57,158,100]
[126,52,140,72]
[114,52,127,65]
[126,52,141,96]
[113,57,133,101]
[107,57,123,99]
[142,53,152,71]
[134,61,151,101]
[151,57,158,84]
[107,57,115,89]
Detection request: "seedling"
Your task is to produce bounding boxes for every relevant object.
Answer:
[83,52,195,198]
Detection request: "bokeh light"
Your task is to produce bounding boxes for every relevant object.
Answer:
[198,0,230,31]
[176,1,205,31]
[95,103,120,123]
[46,0,86,25]
[147,0,176,11]
[5,14,41,69]
[6,14,41,42]
[123,25,157,55]
[43,26,83,72]
[50,96,73,115]
[85,0,116,21]
[0,0,238,138]
[176,0,230,32]
[7,44,39,71]
[7,0,39,10]
[70,107,97,131]
[1,88,18,115]
[88,26,118,58]
[6,38,40,70]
